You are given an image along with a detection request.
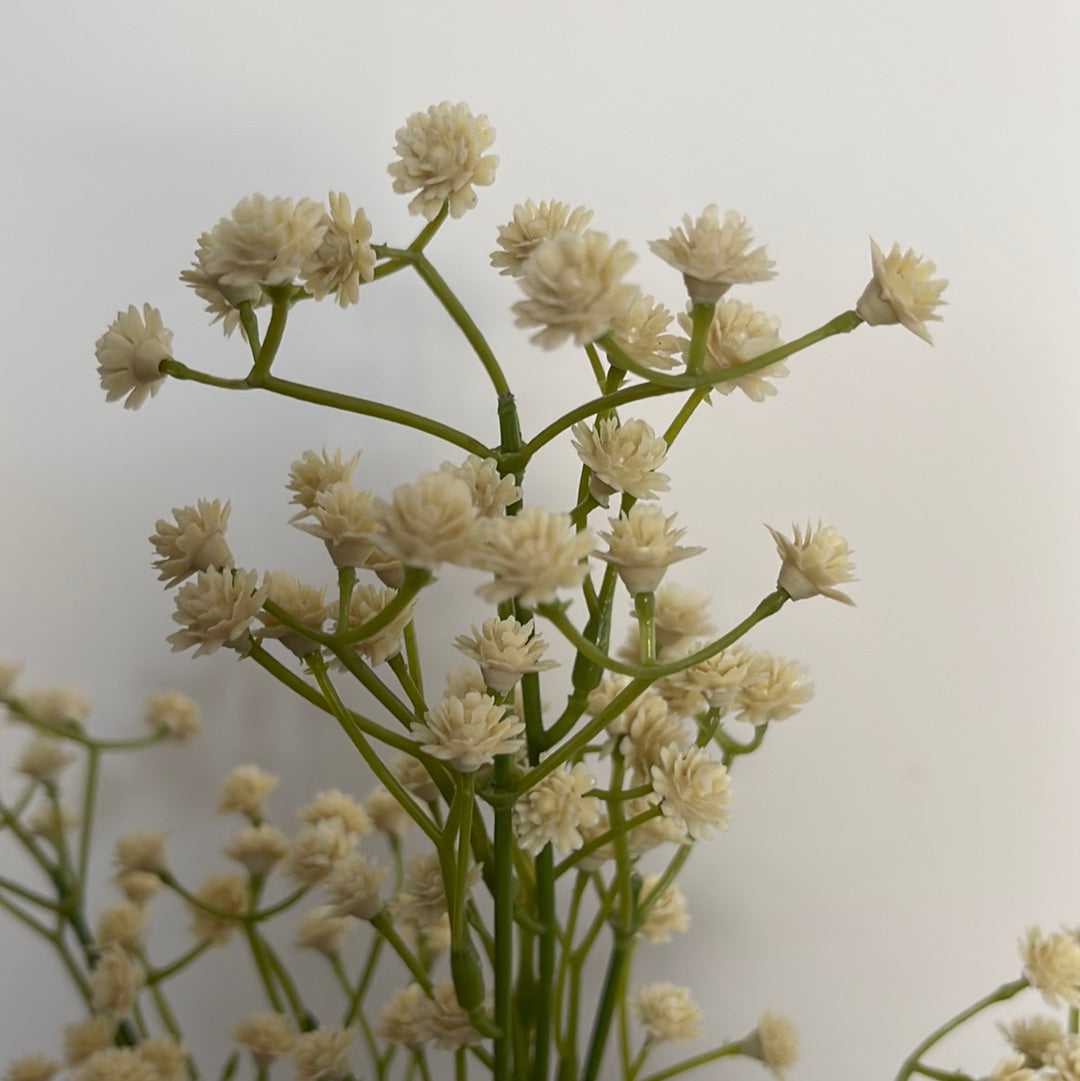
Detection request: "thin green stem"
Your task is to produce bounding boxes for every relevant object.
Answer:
[0,873,65,912]
[684,302,715,376]
[248,293,291,383]
[638,1042,742,1081]
[77,744,99,889]
[492,754,514,1081]
[372,911,433,994]
[147,938,213,984]
[662,388,708,448]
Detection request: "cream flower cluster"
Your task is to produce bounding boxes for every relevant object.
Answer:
[513,762,602,855]
[491,199,593,276]
[597,504,704,595]
[376,981,488,1049]
[856,238,948,343]
[631,982,703,1041]
[453,617,559,694]
[303,192,375,307]
[608,292,682,370]
[1020,927,1080,1007]
[95,303,172,410]
[166,567,266,658]
[150,499,233,587]
[767,521,856,604]
[650,745,732,840]
[412,691,526,772]
[740,1010,800,1079]
[571,417,670,505]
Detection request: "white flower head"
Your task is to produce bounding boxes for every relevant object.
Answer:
[427,982,489,1049]
[95,304,172,410]
[608,291,683,370]
[293,480,379,569]
[224,824,291,876]
[325,853,388,920]
[631,982,703,1041]
[440,455,521,517]
[167,567,266,658]
[188,873,249,945]
[338,583,417,667]
[453,617,559,694]
[366,787,415,838]
[1020,927,1080,1007]
[650,205,776,303]
[999,1015,1066,1068]
[21,686,91,728]
[856,239,947,344]
[295,906,356,955]
[114,830,169,876]
[376,984,431,1046]
[597,504,704,595]
[286,820,356,886]
[16,736,76,784]
[650,744,732,840]
[218,763,279,820]
[3,1054,61,1081]
[294,1024,354,1081]
[572,417,670,506]
[150,499,233,587]
[286,448,362,518]
[412,691,525,772]
[638,875,689,943]
[740,1011,799,1080]
[298,788,373,837]
[257,572,331,657]
[231,1012,297,1068]
[302,192,375,307]
[89,943,143,1016]
[491,198,593,276]
[373,470,479,568]
[395,851,480,930]
[513,230,638,350]
[389,102,498,220]
[767,520,856,605]
[612,694,692,783]
[652,584,715,651]
[734,652,813,726]
[180,230,264,338]
[513,762,602,855]
[143,690,200,741]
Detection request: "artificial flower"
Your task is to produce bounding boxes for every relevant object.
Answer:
[95,304,172,409]
[855,239,947,344]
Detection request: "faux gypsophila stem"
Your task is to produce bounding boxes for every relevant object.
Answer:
[893,977,1029,1081]
[553,805,663,879]
[715,722,767,766]
[76,743,99,887]
[492,753,514,1081]
[685,301,715,376]
[336,565,356,633]
[0,873,65,913]
[146,938,213,984]
[388,653,427,716]
[344,934,385,1027]
[247,292,292,384]
[662,387,708,448]
[371,910,433,994]
[637,1042,743,1081]
[634,592,657,665]
[260,934,313,1030]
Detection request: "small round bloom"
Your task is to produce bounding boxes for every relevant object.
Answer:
[218,764,279,821]
[286,820,356,885]
[187,873,249,945]
[856,239,947,344]
[650,205,775,303]
[93,902,146,952]
[395,852,479,930]
[16,736,76,784]
[571,417,670,506]
[27,801,79,843]
[1000,1016,1065,1068]
[650,745,732,840]
[116,871,161,905]
[597,504,704,595]
[439,455,521,517]
[257,572,330,657]
[95,304,172,410]
[389,101,498,220]
[608,291,682,370]
[180,230,264,338]
[1020,927,1080,1007]
[392,755,441,803]
[298,789,372,837]
[294,1024,354,1081]
[325,853,388,919]
[740,1011,799,1079]
[652,584,715,652]
[22,686,91,728]
[3,1054,60,1081]
[293,481,380,569]
[491,198,594,276]
[89,943,142,1016]
[767,521,856,605]
[372,471,479,568]
[376,985,431,1046]
[513,230,638,349]
[472,508,595,606]
[167,567,267,658]
[114,831,169,876]
[366,787,414,838]
[656,643,753,718]
[138,1038,186,1081]
[412,691,525,772]
[612,694,692,783]
[453,617,559,694]
[63,1017,116,1065]
[638,875,689,943]
[513,763,602,855]
[631,983,703,1041]
[734,653,813,725]
[143,690,201,741]
[286,448,362,519]
[224,824,291,876]
[983,1054,1036,1081]
[232,1012,297,1067]
[150,500,233,588]
[338,583,417,667]
[73,1048,154,1081]
[427,982,488,1049]
[302,192,375,306]
[295,906,356,955]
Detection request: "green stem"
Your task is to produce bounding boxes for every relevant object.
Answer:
[371,911,433,993]
[634,592,656,665]
[242,922,286,1015]
[684,302,715,376]
[638,1043,742,1081]
[662,388,708,448]
[147,938,213,983]
[581,932,633,1081]
[344,935,386,1027]
[248,293,291,383]
[492,755,514,1081]
[0,873,65,912]
[77,744,99,889]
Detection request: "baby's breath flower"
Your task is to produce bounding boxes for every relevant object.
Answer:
[652,584,715,651]
[293,481,380,569]
[63,1016,116,1066]
[586,672,633,717]
[338,583,417,667]
[612,694,692,783]
[1000,1016,1066,1068]
[1021,927,1080,1007]
[16,736,75,783]
[298,789,373,837]
[597,504,704,595]
[143,690,200,741]
[627,795,689,853]
[95,304,172,410]
[75,1048,154,1081]
[198,194,327,293]
[232,1012,297,1067]
[453,617,558,694]
[116,871,161,905]
[286,449,362,518]
[376,985,431,1046]
[412,691,526,772]
[137,1038,186,1081]
[325,853,388,919]
[114,831,169,876]
[27,801,79,842]
[638,875,689,943]
[679,299,785,402]
[740,1011,799,1080]
[188,873,249,945]
[650,205,775,303]
[513,230,638,349]
[514,763,601,855]
[445,664,488,700]
[224,824,291,876]
[389,102,497,220]
[440,455,521,517]
[984,1054,1036,1081]
[302,192,375,306]
[656,643,753,717]
[3,1055,60,1081]
[734,653,813,726]
[93,902,146,952]
[631,983,703,1042]
[22,686,91,728]
[396,852,479,930]
[286,820,356,885]
[218,764,279,821]
[89,944,142,1016]
[366,787,414,838]
[651,745,732,840]
[167,567,266,658]
[608,292,682,370]
[491,199,593,276]
[856,239,947,344]
[150,500,233,588]
[392,755,440,803]
[427,983,489,1049]
[768,521,856,605]
[257,572,330,657]
[373,471,479,568]
[572,418,670,506]
[472,507,595,606]
[180,231,264,338]
[294,1025,355,1081]
[295,906,356,955]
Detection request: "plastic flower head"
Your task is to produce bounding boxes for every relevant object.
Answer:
[856,239,947,344]
[73,1048,154,1081]
[143,690,200,741]
[218,764,280,821]
[150,499,233,587]
[93,902,146,953]
[512,230,638,349]
[367,787,414,838]
[395,852,481,931]
[257,572,331,657]
[734,652,814,726]
[95,304,172,410]
[136,1037,186,1081]
[631,982,703,1041]
[293,480,380,569]
[286,820,356,886]
[612,693,692,783]
[295,906,356,955]
[412,691,525,772]
[376,984,431,1046]
[325,853,388,919]
[453,616,559,694]
[767,521,856,605]
[572,416,670,506]
[650,205,776,303]
[440,455,521,518]
[16,736,75,784]
[388,101,498,220]
[427,982,489,1049]
[491,198,594,276]
[650,744,732,840]
[393,754,441,803]
[739,1011,800,1080]
[167,567,266,658]
[3,1055,60,1081]
[679,298,786,402]
[187,873,249,945]
[638,874,690,943]
[1000,1016,1065,1068]
[232,1012,297,1068]
[657,642,753,717]
[472,507,594,606]
[652,583,715,651]
[372,470,479,568]
[89,943,142,1016]
[983,1054,1038,1081]
[62,1015,116,1065]
[294,1024,354,1081]
[197,193,327,294]
[298,789,373,837]
[224,824,290,876]
[1020,927,1080,1007]
[338,583,417,667]
[597,504,704,595]
[114,830,169,875]
[286,448,362,519]
[302,192,375,307]
[513,762,602,855]
[180,230,264,337]
[608,291,683,371]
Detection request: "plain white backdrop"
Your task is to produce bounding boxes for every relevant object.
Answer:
[2,1,1079,1076]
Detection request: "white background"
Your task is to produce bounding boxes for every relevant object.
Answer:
[2,1,1079,1076]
